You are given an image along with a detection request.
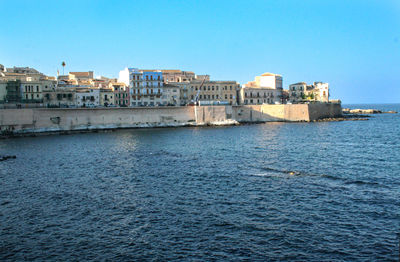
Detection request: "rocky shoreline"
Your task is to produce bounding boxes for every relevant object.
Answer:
[314,114,370,122]
[342,108,398,114]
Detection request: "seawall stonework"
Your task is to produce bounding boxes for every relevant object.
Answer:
[0,104,342,134]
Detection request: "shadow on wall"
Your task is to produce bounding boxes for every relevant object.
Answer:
[232,104,309,122]
[232,103,342,122]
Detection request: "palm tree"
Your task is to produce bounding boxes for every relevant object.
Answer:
[61,61,66,75]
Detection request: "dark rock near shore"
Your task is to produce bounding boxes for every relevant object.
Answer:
[342,108,398,114]
[0,155,17,161]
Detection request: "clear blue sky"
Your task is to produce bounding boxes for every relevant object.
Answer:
[1,0,399,103]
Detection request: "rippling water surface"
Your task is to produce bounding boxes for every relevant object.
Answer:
[1,104,399,261]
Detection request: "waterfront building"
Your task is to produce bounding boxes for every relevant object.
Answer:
[161,70,196,83]
[162,84,181,106]
[195,75,210,81]
[111,82,130,107]
[240,72,283,105]
[99,88,115,107]
[69,71,94,82]
[188,80,240,105]
[43,87,76,107]
[311,82,329,102]
[288,82,307,102]
[119,68,165,106]
[21,79,57,104]
[241,87,279,105]
[164,82,190,105]
[5,80,22,103]
[289,82,329,103]
[75,88,100,107]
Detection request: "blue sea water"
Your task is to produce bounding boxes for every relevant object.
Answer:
[0,104,399,261]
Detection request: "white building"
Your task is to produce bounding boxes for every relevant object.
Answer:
[162,85,180,106]
[240,72,283,105]
[289,82,329,103]
[75,88,100,107]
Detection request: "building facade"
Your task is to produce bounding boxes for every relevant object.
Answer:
[99,88,115,106]
[161,70,196,83]
[43,87,76,107]
[75,89,100,107]
[162,85,180,106]
[111,82,130,107]
[240,88,279,105]
[188,80,240,105]
[289,82,329,103]
[240,72,283,105]
[21,79,57,103]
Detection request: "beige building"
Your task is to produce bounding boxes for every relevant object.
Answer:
[162,85,180,106]
[43,87,76,107]
[164,82,190,105]
[288,82,307,102]
[69,71,94,82]
[195,75,210,81]
[21,79,57,103]
[188,80,240,105]
[289,82,329,103]
[240,88,279,105]
[99,88,115,106]
[240,72,283,105]
[161,70,196,83]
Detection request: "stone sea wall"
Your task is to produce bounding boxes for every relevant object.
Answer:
[0,103,342,135]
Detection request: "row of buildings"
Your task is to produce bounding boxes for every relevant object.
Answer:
[0,64,330,108]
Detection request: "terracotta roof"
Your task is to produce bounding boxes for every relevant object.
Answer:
[161,70,182,73]
[70,72,92,77]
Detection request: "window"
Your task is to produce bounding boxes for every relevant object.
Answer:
[199,95,202,99]
[146,75,149,80]
[225,94,228,99]
[216,95,219,99]
[230,86,232,90]
[151,76,153,81]
[230,94,233,99]
[212,95,214,99]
